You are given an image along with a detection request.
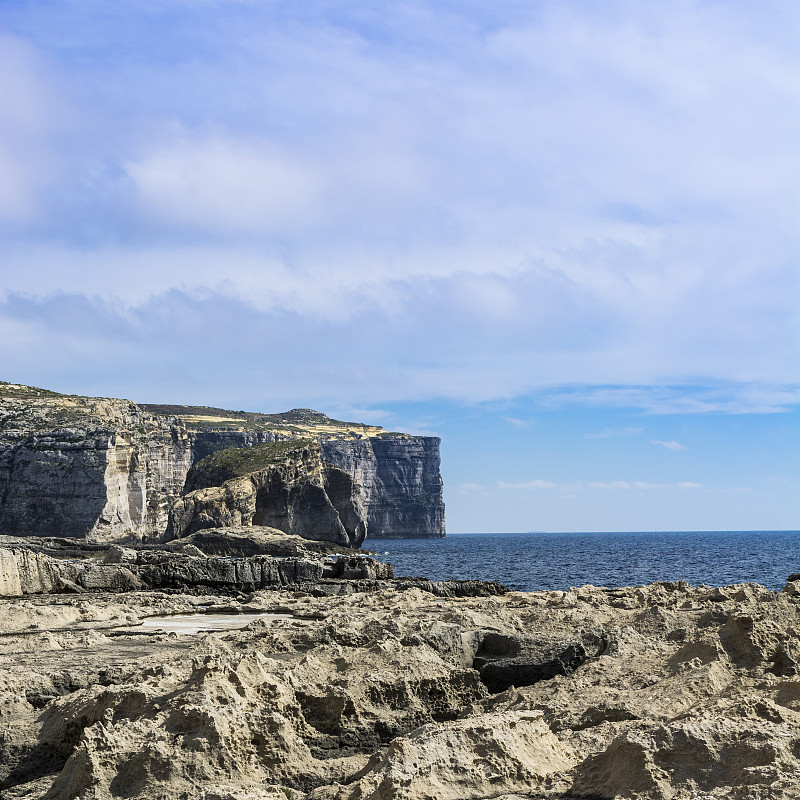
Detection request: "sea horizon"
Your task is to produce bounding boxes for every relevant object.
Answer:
[424,528,799,536]
[367,529,799,592]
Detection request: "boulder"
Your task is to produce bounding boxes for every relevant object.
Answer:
[102,545,137,564]
[314,710,573,800]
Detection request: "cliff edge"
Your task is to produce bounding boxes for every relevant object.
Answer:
[0,383,445,541]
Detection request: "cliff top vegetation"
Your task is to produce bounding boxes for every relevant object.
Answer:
[142,403,384,437]
[0,383,389,439]
[190,438,316,483]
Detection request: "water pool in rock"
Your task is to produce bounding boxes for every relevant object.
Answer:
[138,611,292,635]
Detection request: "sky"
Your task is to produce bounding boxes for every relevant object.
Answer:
[1,0,798,532]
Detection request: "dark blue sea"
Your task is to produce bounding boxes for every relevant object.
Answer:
[368,531,799,592]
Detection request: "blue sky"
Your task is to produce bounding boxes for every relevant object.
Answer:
[1,0,798,532]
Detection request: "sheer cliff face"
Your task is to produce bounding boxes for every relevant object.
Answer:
[0,391,191,539]
[0,385,445,541]
[321,436,445,538]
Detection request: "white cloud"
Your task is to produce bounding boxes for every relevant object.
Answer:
[543,386,800,415]
[0,1,797,410]
[498,480,557,490]
[124,136,322,232]
[651,440,686,451]
[585,427,644,439]
[458,483,491,495]
[0,34,68,222]
[504,417,531,427]
[494,479,705,492]
[588,480,702,490]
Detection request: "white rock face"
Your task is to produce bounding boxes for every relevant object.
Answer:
[0,390,195,539]
[0,546,58,594]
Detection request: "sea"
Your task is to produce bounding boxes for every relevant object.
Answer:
[368,530,800,593]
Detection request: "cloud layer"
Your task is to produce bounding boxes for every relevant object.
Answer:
[0,0,797,410]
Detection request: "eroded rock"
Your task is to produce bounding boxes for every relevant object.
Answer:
[0,578,798,799]
[166,440,368,548]
[311,710,573,800]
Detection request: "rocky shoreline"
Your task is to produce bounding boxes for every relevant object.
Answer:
[0,536,798,799]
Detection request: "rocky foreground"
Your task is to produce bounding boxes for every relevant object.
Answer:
[0,549,799,800]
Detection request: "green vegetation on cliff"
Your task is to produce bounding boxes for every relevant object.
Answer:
[192,438,315,480]
[1,384,385,439]
[0,382,67,401]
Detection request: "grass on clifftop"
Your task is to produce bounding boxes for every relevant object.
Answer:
[0,383,67,400]
[1,384,399,439]
[194,438,315,479]
[141,404,376,431]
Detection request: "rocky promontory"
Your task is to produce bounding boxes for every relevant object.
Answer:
[0,383,445,543]
[0,542,798,799]
[166,440,368,548]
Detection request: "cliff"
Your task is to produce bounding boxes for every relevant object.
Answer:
[320,435,444,538]
[167,440,368,548]
[0,383,445,541]
[0,385,192,539]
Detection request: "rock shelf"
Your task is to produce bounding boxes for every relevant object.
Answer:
[0,556,798,799]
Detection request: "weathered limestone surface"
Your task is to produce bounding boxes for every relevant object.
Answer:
[0,384,445,541]
[164,527,348,558]
[0,576,798,800]
[0,547,59,595]
[0,544,394,597]
[0,389,201,539]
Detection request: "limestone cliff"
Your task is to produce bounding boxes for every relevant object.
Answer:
[0,383,445,541]
[321,435,444,538]
[0,385,193,539]
[167,439,368,547]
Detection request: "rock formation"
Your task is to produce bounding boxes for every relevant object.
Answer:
[0,567,798,800]
[0,542,395,598]
[166,440,368,548]
[0,386,189,539]
[0,383,445,541]
[320,436,444,539]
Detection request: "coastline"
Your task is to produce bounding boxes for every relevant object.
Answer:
[371,529,800,593]
[0,538,798,799]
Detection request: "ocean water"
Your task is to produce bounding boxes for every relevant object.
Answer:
[369,530,800,592]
